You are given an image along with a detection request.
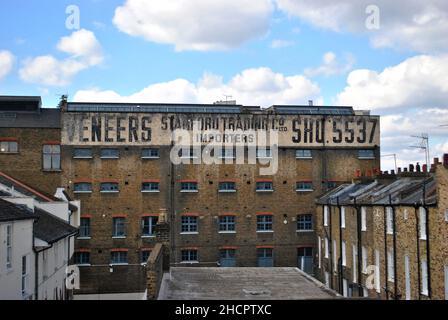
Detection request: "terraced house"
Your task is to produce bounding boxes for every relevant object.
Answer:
[315,157,448,300]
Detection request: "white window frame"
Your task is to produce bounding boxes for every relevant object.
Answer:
[352,244,357,283]
[318,236,322,269]
[21,255,29,298]
[361,207,367,231]
[341,207,346,229]
[324,272,330,287]
[387,250,395,282]
[386,207,394,235]
[421,260,428,296]
[324,237,329,258]
[324,206,329,227]
[419,207,427,240]
[342,241,347,266]
[362,246,368,274]
[333,240,337,272]
[375,249,381,293]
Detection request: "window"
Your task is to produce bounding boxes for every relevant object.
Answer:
[375,249,381,293]
[219,182,236,192]
[79,218,91,238]
[361,207,367,231]
[180,182,198,192]
[296,181,313,192]
[219,249,236,267]
[256,148,272,158]
[74,252,90,265]
[6,224,12,269]
[141,250,151,264]
[421,260,428,295]
[142,182,160,192]
[318,236,322,269]
[220,148,235,159]
[353,245,358,283]
[74,183,92,193]
[325,272,330,286]
[180,147,198,159]
[142,148,160,159]
[387,250,395,282]
[358,149,375,159]
[21,255,29,297]
[256,181,273,192]
[324,206,329,227]
[327,181,337,189]
[333,240,337,271]
[219,216,236,232]
[142,216,158,237]
[112,217,126,237]
[257,215,273,231]
[296,149,312,159]
[419,207,427,240]
[181,249,198,262]
[341,207,346,228]
[362,246,368,274]
[386,207,394,234]
[73,148,92,158]
[342,279,348,297]
[297,214,313,231]
[325,237,329,258]
[111,251,128,265]
[181,216,198,233]
[0,140,18,153]
[43,145,61,170]
[100,148,119,159]
[100,182,119,193]
[342,241,347,266]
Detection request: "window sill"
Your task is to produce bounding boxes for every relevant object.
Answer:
[110,263,129,266]
[76,264,91,267]
[180,157,199,160]
[296,157,313,160]
[180,190,199,193]
[74,191,92,194]
[180,261,199,264]
[257,230,274,233]
[73,157,93,159]
[296,230,314,233]
[141,235,156,239]
[142,157,160,160]
[100,191,120,194]
[421,290,429,296]
[219,231,236,234]
[43,169,62,173]
[256,190,274,193]
[77,237,91,240]
[180,232,199,235]
[219,190,237,193]
[141,190,160,193]
[100,157,119,160]
[112,236,127,239]
[296,190,314,193]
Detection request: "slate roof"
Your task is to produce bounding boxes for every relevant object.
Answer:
[0,198,37,222]
[33,208,78,244]
[316,176,437,207]
[0,108,60,128]
[0,171,59,202]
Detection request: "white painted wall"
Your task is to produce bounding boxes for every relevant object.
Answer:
[0,220,35,300]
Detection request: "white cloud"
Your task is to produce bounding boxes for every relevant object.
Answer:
[74,67,322,107]
[270,39,295,49]
[19,29,103,87]
[0,50,15,80]
[304,51,354,77]
[336,55,448,111]
[113,0,274,51]
[275,0,448,53]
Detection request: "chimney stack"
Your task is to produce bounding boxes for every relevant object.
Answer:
[409,164,415,172]
[444,154,448,167]
[416,162,421,172]
[308,100,313,106]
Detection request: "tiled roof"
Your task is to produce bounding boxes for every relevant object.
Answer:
[0,198,37,222]
[33,208,78,244]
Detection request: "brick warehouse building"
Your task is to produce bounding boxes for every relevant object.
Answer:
[314,158,448,300]
[1,96,380,295]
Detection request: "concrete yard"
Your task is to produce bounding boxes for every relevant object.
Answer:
[158,267,339,300]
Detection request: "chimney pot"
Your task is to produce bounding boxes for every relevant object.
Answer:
[416,162,421,172]
[409,164,415,172]
[444,154,448,167]
[398,167,402,173]
[391,170,396,175]
[404,168,408,173]
[422,164,428,172]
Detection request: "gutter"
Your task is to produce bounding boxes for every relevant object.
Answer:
[422,182,432,299]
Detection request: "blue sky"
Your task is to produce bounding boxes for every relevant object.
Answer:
[0,0,447,169]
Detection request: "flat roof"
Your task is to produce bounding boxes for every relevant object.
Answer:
[158,267,338,300]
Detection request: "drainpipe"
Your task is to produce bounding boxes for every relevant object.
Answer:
[354,198,363,297]
[389,195,398,300]
[337,197,343,295]
[414,205,421,300]
[169,141,176,266]
[32,220,38,300]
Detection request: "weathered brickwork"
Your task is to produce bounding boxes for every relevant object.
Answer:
[315,161,448,300]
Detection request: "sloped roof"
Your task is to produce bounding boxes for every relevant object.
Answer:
[33,208,78,244]
[0,198,37,222]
